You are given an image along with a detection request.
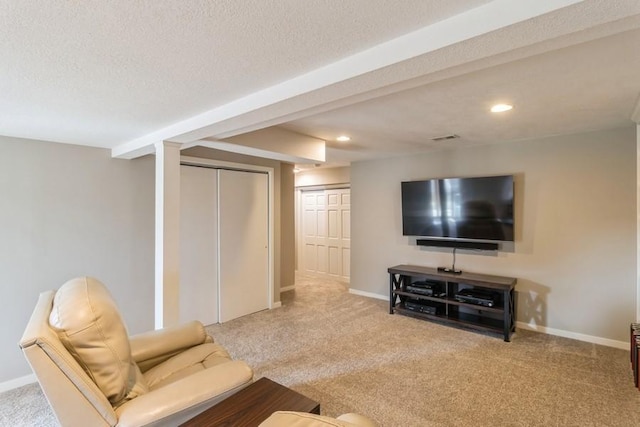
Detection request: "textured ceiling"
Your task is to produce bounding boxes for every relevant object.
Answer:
[1,0,640,166]
[283,28,640,165]
[0,0,490,147]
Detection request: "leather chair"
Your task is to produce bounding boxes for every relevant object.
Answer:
[260,411,379,427]
[19,277,253,427]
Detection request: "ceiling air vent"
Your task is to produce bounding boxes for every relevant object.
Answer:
[431,134,460,142]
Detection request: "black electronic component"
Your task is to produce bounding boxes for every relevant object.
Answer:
[405,281,445,297]
[454,288,500,307]
[404,299,442,315]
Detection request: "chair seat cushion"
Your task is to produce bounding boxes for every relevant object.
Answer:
[49,277,148,407]
[143,342,233,389]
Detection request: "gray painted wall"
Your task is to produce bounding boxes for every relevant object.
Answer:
[3,126,634,383]
[1,141,295,386]
[280,163,296,290]
[0,136,155,383]
[351,127,637,342]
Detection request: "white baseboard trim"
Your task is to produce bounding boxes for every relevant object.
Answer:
[516,321,627,349]
[348,288,387,301]
[280,285,295,293]
[0,373,36,393]
[347,290,627,350]
[271,301,282,309]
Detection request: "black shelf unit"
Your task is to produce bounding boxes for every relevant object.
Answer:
[388,264,517,341]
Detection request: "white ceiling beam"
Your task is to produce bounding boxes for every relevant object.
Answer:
[111,0,604,159]
[182,139,323,165]
[180,126,326,164]
[217,127,325,163]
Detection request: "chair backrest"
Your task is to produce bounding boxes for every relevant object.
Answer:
[49,277,148,406]
[20,290,117,427]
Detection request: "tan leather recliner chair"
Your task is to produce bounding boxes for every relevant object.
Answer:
[19,277,253,427]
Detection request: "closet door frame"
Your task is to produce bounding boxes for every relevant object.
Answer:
[180,155,275,311]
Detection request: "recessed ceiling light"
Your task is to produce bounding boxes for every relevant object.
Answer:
[491,104,513,113]
[336,135,351,142]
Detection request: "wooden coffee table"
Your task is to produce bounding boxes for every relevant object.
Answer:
[180,377,320,426]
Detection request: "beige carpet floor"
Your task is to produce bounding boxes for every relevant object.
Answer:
[207,275,640,427]
[2,274,640,426]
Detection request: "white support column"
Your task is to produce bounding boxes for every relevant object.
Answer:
[155,141,182,329]
[636,122,640,322]
[633,94,640,322]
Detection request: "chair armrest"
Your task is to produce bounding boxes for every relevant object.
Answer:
[115,360,253,427]
[129,321,212,372]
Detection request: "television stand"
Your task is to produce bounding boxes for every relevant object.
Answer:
[388,264,517,341]
[437,266,462,274]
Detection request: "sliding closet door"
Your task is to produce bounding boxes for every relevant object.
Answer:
[218,169,269,322]
[179,165,219,325]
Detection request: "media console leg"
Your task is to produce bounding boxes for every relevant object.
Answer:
[503,289,511,342]
[389,274,394,314]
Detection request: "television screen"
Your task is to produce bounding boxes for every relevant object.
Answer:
[401,175,514,241]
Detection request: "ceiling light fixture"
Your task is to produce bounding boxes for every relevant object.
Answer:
[336,135,351,142]
[490,104,513,113]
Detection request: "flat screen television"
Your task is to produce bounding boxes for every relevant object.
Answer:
[401,175,514,242]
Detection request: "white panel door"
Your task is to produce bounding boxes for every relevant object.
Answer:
[218,169,269,322]
[302,191,324,274]
[337,190,351,282]
[179,166,218,325]
[301,188,350,282]
[341,196,351,280]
